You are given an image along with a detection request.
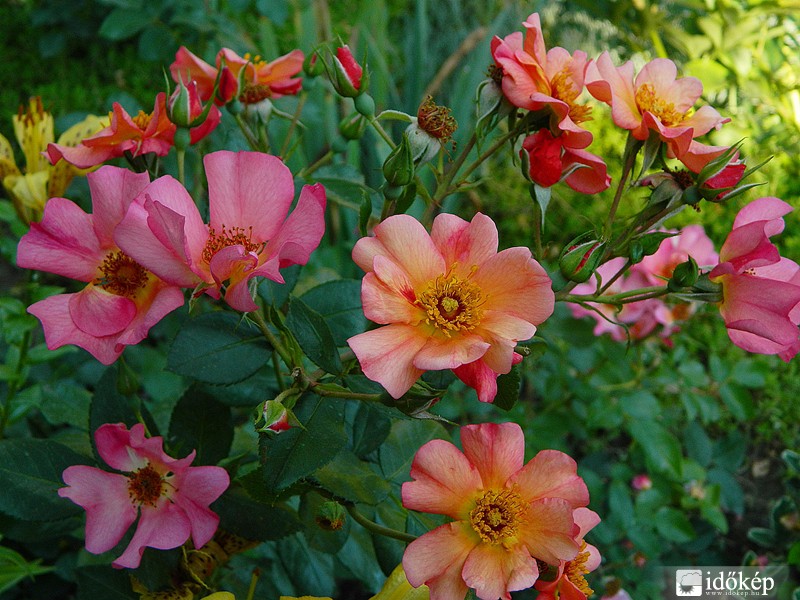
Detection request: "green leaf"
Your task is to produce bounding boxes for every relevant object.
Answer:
[214,486,301,542]
[351,403,392,458]
[167,312,271,384]
[314,450,391,505]
[39,381,92,428]
[299,491,349,553]
[620,390,660,420]
[719,382,753,421]
[260,395,347,494]
[654,506,695,543]
[379,419,449,483]
[747,527,777,548]
[90,366,159,439]
[258,264,301,309]
[628,419,682,477]
[0,545,54,594]
[168,387,233,465]
[493,365,520,411]
[0,439,92,521]
[608,480,635,527]
[285,297,342,374]
[98,8,152,40]
[684,421,713,468]
[782,449,800,473]
[300,279,366,347]
[75,565,138,600]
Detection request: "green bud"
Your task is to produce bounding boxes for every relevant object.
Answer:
[303,51,324,78]
[559,232,606,283]
[316,501,347,531]
[226,99,244,116]
[667,257,699,292]
[382,133,415,187]
[682,185,701,206]
[338,111,368,140]
[167,79,193,128]
[354,93,375,118]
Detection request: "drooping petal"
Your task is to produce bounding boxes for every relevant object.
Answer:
[114,284,186,350]
[517,497,580,565]
[453,359,501,404]
[509,449,589,507]
[402,438,482,519]
[68,286,136,338]
[87,166,151,246]
[413,334,491,371]
[208,245,260,311]
[59,466,137,555]
[205,151,295,243]
[461,542,540,600]
[403,522,475,600]
[112,500,192,569]
[262,182,326,267]
[732,196,792,231]
[460,422,525,490]
[348,324,428,398]
[16,196,103,281]
[94,422,149,472]
[171,465,229,549]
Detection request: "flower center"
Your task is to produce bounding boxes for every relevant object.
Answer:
[634,83,687,127]
[132,109,153,130]
[202,224,264,263]
[127,464,166,507]
[469,488,524,544]
[564,541,594,597]
[550,69,592,124]
[239,84,273,104]
[242,52,266,69]
[417,96,458,143]
[417,270,483,335]
[95,251,149,297]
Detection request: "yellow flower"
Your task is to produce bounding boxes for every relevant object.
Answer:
[0,97,105,223]
[370,565,429,600]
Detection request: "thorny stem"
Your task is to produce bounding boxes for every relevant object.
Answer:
[250,310,294,370]
[559,285,668,305]
[280,93,307,158]
[345,504,418,544]
[598,259,631,295]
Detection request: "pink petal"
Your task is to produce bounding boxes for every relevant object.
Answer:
[517,498,580,565]
[112,500,192,568]
[114,284,186,350]
[413,334,490,371]
[95,423,149,472]
[59,466,137,554]
[205,151,295,242]
[347,324,427,398]
[16,197,103,281]
[262,182,326,267]
[171,466,229,549]
[509,449,589,507]
[430,213,499,271]
[460,422,525,490]
[27,294,122,365]
[402,439,482,519]
[208,245,259,312]
[45,141,118,170]
[402,522,474,599]
[733,196,792,230]
[68,286,136,338]
[461,543,539,600]
[361,269,421,325]
[453,359,501,403]
[87,166,151,247]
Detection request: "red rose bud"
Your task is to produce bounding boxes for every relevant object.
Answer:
[259,399,292,433]
[559,232,606,283]
[330,45,367,98]
[303,51,324,78]
[217,64,239,105]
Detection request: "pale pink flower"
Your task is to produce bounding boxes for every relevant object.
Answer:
[631,474,652,491]
[59,423,229,569]
[114,150,326,312]
[16,167,185,364]
[586,53,728,162]
[491,13,594,149]
[347,213,554,402]
[521,129,610,194]
[402,422,590,600]
[534,508,602,600]
[709,197,800,360]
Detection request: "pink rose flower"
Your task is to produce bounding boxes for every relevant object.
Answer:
[401,422,591,600]
[491,13,594,149]
[534,507,602,600]
[586,53,729,162]
[114,150,326,312]
[59,423,229,569]
[347,213,554,402]
[16,166,185,364]
[709,197,800,360]
[521,129,610,194]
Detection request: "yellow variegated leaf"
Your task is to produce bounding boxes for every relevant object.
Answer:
[4,171,49,214]
[12,98,54,174]
[46,159,77,199]
[0,133,18,170]
[0,156,21,182]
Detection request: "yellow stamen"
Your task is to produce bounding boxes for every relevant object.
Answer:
[564,541,594,597]
[416,269,484,336]
[550,69,593,124]
[132,110,153,131]
[95,251,149,297]
[202,224,264,263]
[634,83,688,127]
[469,488,524,545]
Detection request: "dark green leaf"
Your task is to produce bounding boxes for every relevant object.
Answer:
[76,565,138,600]
[0,439,92,521]
[285,297,342,374]
[493,365,520,411]
[684,421,713,467]
[167,312,271,384]
[654,506,695,543]
[379,419,449,483]
[782,449,800,473]
[628,419,682,477]
[98,8,151,40]
[747,527,777,548]
[351,403,392,458]
[314,450,391,505]
[215,486,301,542]
[608,480,635,527]
[260,395,347,493]
[168,387,233,465]
[0,546,53,594]
[90,366,159,439]
[258,264,301,309]
[300,280,366,347]
[299,491,349,553]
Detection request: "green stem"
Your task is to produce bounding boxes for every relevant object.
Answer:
[559,285,668,305]
[437,128,518,200]
[345,504,417,544]
[298,149,334,179]
[532,199,543,261]
[369,116,396,149]
[280,94,307,158]
[0,329,31,438]
[310,385,384,402]
[176,147,185,187]
[250,310,295,369]
[598,259,631,295]
[235,113,261,150]
[434,131,477,202]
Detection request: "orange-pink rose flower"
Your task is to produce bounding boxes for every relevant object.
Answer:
[586,53,728,162]
[347,213,554,402]
[402,422,590,600]
[491,13,594,149]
